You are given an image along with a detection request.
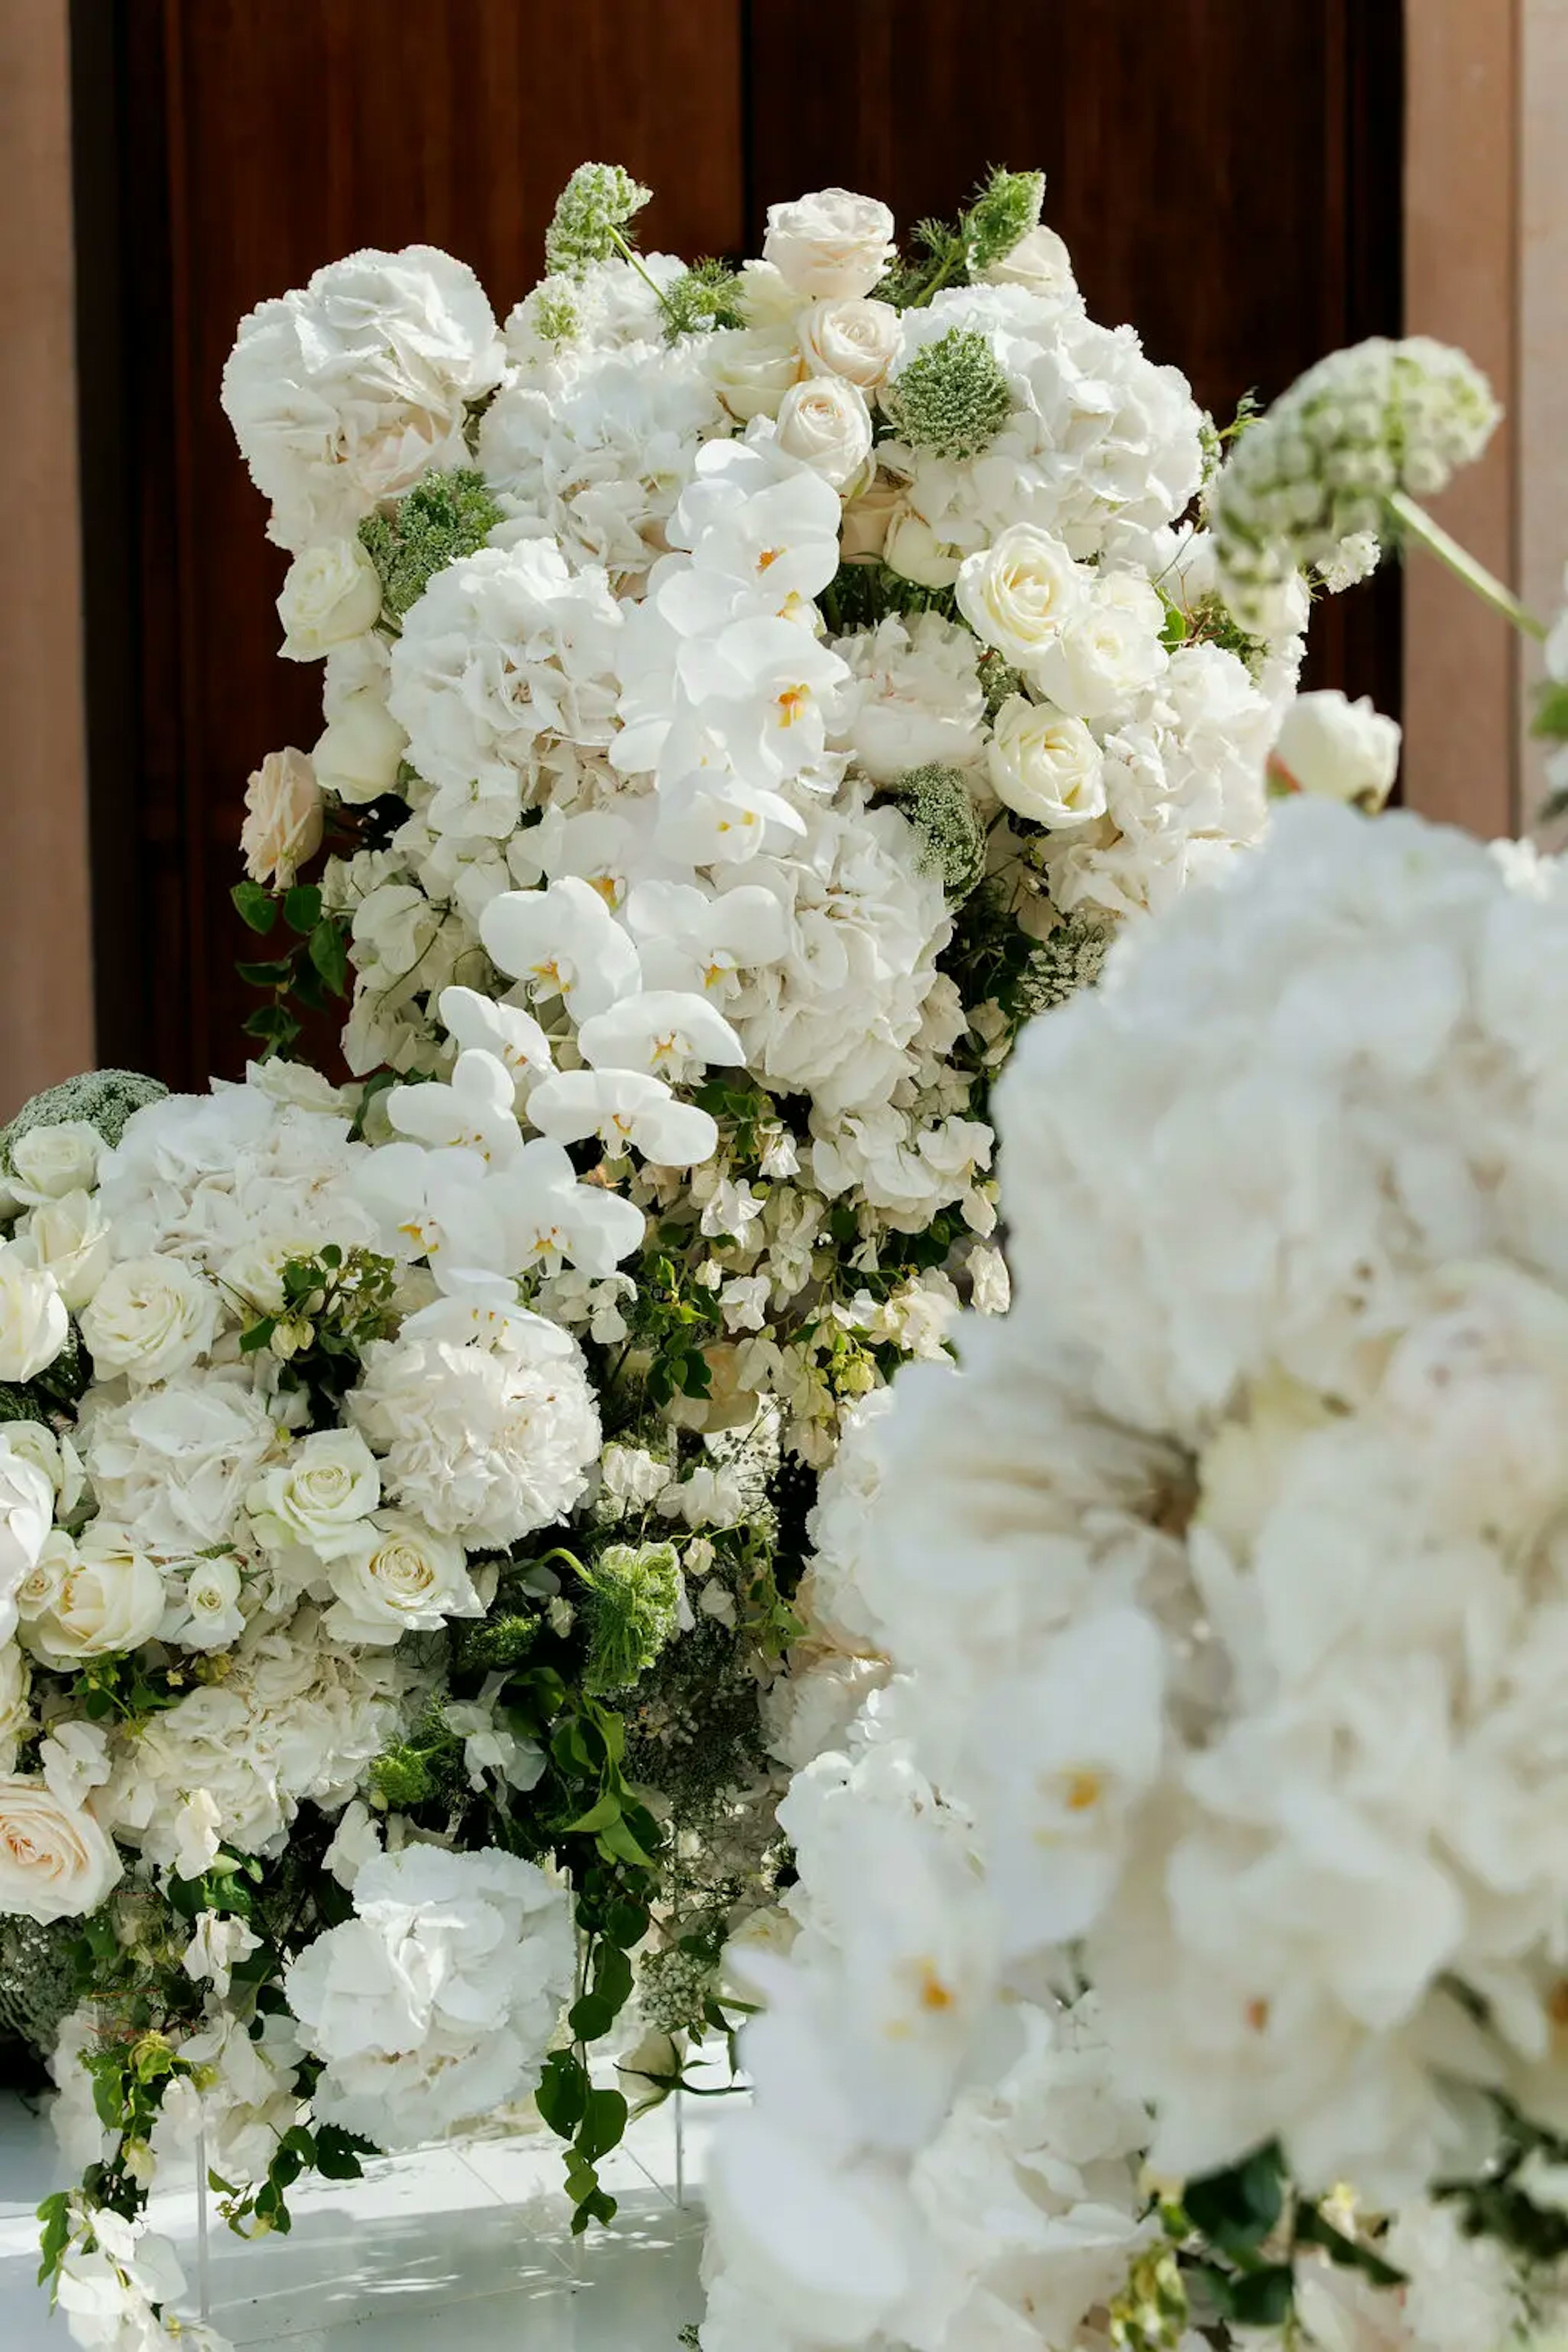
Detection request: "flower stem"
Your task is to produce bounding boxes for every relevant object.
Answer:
[1387,490,1546,640]
[607,225,673,321]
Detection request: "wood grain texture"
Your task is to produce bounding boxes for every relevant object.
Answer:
[76,0,1402,1085]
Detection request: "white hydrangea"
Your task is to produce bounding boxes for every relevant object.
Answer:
[79,1368,281,1557]
[221,244,504,551]
[284,1843,574,2145]
[348,1300,601,1548]
[833,610,987,782]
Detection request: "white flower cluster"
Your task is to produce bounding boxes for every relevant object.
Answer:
[707,801,1568,2352]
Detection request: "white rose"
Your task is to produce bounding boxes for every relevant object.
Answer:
[763,188,897,301]
[312,689,407,806]
[0,1642,30,1772]
[987,696,1108,828]
[8,1121,104,1204]
[1032,572,1169,721]
[14,1528,71,1625]
[0,1443,53,1645]
[176,1555,245,1653]
[79,1256,221,1383]
[22,1523,167,1666]
[775,375,874,491]
[240,747,325,889]
[0,1773,121,1921]
[23,1189,111,1311]
[0,1243,68,1383]
[1,1421,80,1512]
[839,476,902,565]
[248,1429,381,1557]
[322,1510,479,1644]
[957,523,1090,673]
[981,223,1076,298]
[797,297,902,390]
[883,504,963,590]
[277,537,383,659]
[736,259,808,329]
[1267,689,1402,809]
[704,326,802,423]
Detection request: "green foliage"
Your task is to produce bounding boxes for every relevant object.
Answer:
[0,1069,165,1172]
[884,328,1013,461]
[358,469,503,628]
[819,560,959,637]
[579,1541,683,1695]
[368,1705,465,1811]
[661,258,746,340]
[455,1610,542,1670]
[885,763,987,900]
[545,162,652,279]
[880,163,1047,309]
[236,1244,399,1420]
[232,875,352,1059]
[1534,678,1568,744]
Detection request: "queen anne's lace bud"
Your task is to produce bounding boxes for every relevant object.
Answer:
[544,162,653,280]
[1212,336,1500,626]
[886,764,987,901]
[883,327,1014,461]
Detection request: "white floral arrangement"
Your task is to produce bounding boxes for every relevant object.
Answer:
[699,347,1568,2352]
[0,163,1368,2351]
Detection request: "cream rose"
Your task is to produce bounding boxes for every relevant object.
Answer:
[1267,689,1402,809]
[987,696,1108,828]
[8,1120,104,1204]
[247,1429,381,1558]
[956,523,1090,674]
[240,747,325,889]
[840,476,902,565]
[0,1243,69,1383]
[763,188,897,301]
[0,1773,121,1922]
[883,504,963,590]
[981,223,1076,298]
[0,1643,30,1772]
[775,375,874,491]
[0,1443,54,1646]
[1032,572,1169,721]
[23,1188,111,1311]
[22,1523,167,1666]
[313,690,407,806]
[277,536,383,659]
[704,326,803,423]
[797,297,901,390]
[321,1510,479,1644]
[177,1555,245,1652]
[79,1255,222,1384]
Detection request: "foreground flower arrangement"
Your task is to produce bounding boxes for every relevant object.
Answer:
[0,162,1376,2348]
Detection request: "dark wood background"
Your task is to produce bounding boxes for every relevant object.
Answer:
[70,0,1403,1091]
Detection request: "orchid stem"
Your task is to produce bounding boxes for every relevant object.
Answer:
[1387,490,1546,641]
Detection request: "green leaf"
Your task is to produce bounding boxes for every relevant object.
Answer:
[283,884,323,935]
[596,1812,656,1869]
[36,2190,70,2283]
[234,957,297,988]
[232,880,277,935]
[592,1942,634,2012]
[576,2087,628,2165]
[604,1897,649,1949]
[1224,2266,1296,2328]
[243,1004,300,1045]
[564,1791,622,1835]
[308,918,349,996]
[570,2187,617,2232]
[1534,679,1568,740]
[239,1316,276,1354]
[568,1992,616,2042]
[313,2126,369,2181]
[536,2050,589,2140]
[1183,2143,1285,2259]
[1294,2203,1406,2288]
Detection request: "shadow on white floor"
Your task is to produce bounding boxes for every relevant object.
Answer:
[0,2089,719,2349]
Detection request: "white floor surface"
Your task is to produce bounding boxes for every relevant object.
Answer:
[0,2087,718,2349]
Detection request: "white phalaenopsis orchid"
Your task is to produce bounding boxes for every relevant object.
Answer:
[436,985,555,1090]
[527,1067,719,1168]
[624,877,791,998]
[385,1049,522,1166]
[576,989,745,1083]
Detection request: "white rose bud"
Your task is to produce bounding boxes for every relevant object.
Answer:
[0,1773,121,1922]
[312,689,407,806]
[775,375,874,491]
[322,1510,479,1645]
[704,325,803,423]
[0,1243,69,1383]
[240,747,325,890]
[987,697,1108,829]
[797,297,902,390]
[883,504,963,590]
[1267,689,1402,809]
[23,1523,166,1667]
[277,536,383,659]
[8,1121,104,1205]
[79,1255,222,1384]
[981,223,1076,298]
[763,187,897,301]
[957,523,1090,675]
[247,1429,381,1559]
[23,1188,112,1312]
[1031,572,1169,721]
[177,1555,245,1653]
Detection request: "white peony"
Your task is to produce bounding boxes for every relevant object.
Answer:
[0,1773,120,1922]
[78,1255,223,1383]
[1268,687,1402,808]
[284,1844,574,2145]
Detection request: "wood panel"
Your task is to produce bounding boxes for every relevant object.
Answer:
[745,0,1404,712]
[79,0,746,1087]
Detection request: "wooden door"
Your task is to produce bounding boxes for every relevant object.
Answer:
[72,0,1401,1089]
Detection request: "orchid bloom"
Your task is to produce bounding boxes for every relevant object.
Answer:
[576,988,745,1084]
[437,985,555,1093]
[385,1049,522,1166]
[528,1067,719,1169]
[624,877,790,996]
[480,875,641,1019]
[489,1138,645,1277]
